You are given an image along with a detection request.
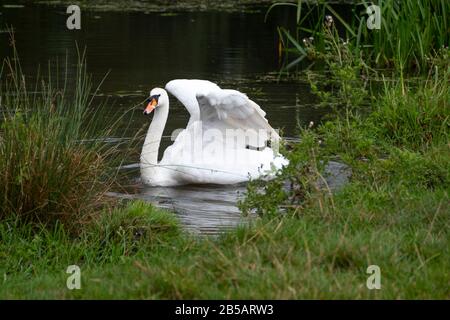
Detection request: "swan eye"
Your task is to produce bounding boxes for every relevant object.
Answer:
[146,94,160,104]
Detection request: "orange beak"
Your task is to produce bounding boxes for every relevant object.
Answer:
[144,98,158,115]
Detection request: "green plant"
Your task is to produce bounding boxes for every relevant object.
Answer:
[239,129,332,218]
[0,33,131,230]
[305,20,373,110]
[362,0,449,72]
[370,63,450,151]
[85,200,181,252]
[240,45,449,223]
[272,0,450,74]
[1,194,448,299]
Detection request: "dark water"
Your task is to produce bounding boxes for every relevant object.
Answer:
[0,4,337,233]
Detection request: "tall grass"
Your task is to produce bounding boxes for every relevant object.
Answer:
[0,33,129,230]
[364,0,449,71]
[271,0,450,73]
[370,69,450,150]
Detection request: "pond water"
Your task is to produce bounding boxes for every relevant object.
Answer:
[0,3,341,233]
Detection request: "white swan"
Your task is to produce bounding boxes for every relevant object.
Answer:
[140,79,288,186]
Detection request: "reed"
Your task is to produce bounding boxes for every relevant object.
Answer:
[361,0,449,72]
[271,0,450,73]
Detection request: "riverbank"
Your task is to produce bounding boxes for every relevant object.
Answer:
[1,1,448,299]
[1,80,448,299]
[1,193,448,299]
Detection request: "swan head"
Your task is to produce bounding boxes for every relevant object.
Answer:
[144,88,168,115]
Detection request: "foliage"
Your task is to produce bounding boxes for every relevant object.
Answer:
[239,130,331,218]
[232,39,449,299]
[0,2,448,299]
[85,200,181,253]
[0,201,185,285]
[304,20,372,110]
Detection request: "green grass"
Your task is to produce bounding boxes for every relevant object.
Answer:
[275,0,450,73]
[0,5,449,298]
[0,195,447,299]
[0,32,132,230]
[370,73,450,151]
[1,52,449,300]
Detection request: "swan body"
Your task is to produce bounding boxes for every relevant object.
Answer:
[140,79,288,186]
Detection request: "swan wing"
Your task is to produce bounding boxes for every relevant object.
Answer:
[196,89,280,148]
[165,79,220,121]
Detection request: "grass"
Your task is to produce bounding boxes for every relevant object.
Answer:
[0,2,449,299]
[274,0,450,73]
[370,71,450,151]
[240,41,449,221]
[1,60,448,297]
[0,196,447,299]
[0,32,132,230]
[234,19,449,299]
[0,82,448,299]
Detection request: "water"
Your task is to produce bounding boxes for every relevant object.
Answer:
[0,3,340,233]
[108,179,248,234]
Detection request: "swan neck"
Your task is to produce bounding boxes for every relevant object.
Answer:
[141,100,169,168]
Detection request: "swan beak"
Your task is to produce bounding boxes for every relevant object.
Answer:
[144,98,158,115]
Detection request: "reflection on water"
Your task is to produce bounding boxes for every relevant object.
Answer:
[0,4,341,233]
